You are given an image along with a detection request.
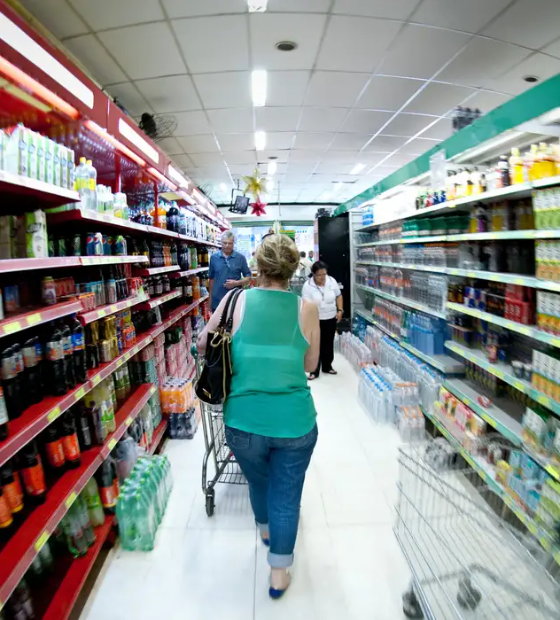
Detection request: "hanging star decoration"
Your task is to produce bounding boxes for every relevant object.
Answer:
[242,169,268,216]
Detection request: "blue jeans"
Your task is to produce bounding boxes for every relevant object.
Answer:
[225,424,318,568]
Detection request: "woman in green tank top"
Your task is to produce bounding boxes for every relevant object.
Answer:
[198,234,320,599]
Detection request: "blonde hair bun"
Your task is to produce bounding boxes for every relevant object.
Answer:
[256,234,299,282]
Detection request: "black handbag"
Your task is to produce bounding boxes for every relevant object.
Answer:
[195,289,243,405]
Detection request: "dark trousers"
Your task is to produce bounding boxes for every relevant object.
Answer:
[313,317,337,376]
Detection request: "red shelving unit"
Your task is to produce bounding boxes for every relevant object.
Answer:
[0,300,83,339]
[0,255,147,273]
[135,265,180,277]
[40,516,115,620]
[0,170,80,207]
[78,293,150,325]
[148,420,167,456]
[0,383,154,608]
[170,267,209,278]
[136,289,182,311]
[147,296,208,339]
[79,255,148,267]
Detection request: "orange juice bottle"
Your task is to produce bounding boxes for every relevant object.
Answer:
[527,144,539,181]
[509,148,525,184]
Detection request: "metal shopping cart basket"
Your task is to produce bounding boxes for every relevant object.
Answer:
[196,359,246,517]
[395,439,560,620]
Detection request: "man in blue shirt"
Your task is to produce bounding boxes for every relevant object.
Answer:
[209,230,251,311]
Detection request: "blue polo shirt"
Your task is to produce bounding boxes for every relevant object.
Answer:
[209,250,251,310]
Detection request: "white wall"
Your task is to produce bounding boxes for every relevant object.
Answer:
[218,203,335,223]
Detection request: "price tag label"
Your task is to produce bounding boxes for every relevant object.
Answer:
[34,530,49,552]
[47,406,62,423]
[65,491,77,509]
[107,438,117,451]
[528,522,538,536]
[463,397,470,406]
[514,380,525,391]
[538,394,551,407]
[110,305,118,313]
[126,417,133,426]
[467,271,476,278]
[82,257,91,266]
[494,369,505,380]
[518,326,531,337]
[74,387,85,401]
[27,313,42,326]
[513,278,526,285]
[92,374,101,386]
[546,464,559,480]
[3,321,21,335]
[552,338,560,348]
[480,412,495,428]
[97,309,107,318]
[541,537,551,552]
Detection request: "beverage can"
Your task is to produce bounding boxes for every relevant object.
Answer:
[41,277,57,306]
[71,234,82,256]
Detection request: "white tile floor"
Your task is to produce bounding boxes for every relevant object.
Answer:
[80,355,410,620]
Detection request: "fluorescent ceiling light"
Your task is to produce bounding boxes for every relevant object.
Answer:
[248,0,268,12]
[251,70,267,107]
[220,183,228,192]
[268,160,277,175]
[350,163,366,175]
[255,131,266,151]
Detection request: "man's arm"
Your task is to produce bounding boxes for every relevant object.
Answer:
[225,256,251,289]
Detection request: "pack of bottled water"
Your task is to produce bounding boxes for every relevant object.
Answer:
[116,455,173,551]
[358,367,396,424]
[337,331,373,369]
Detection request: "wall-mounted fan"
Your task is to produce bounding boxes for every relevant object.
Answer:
[138,112,178,142]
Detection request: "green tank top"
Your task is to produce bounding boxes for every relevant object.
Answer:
[223,288,317,438]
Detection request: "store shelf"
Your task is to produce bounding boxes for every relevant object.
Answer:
[80,255,148,267]
[443,377,523,446]
[134,265,180,277]
[136,289,182,310]
[0,300,83,339]
[47,209,219,247]
[447,302,560,348]
[356,284,446,318]
[170,267,209,278]
[401,342,464,375]
[148,420,167,456]
[0,383,153,608]
[147,296,208,340]
[40,516,115,620]
[445,341,560,417]
[355,308,374,323]
[356,230,553,247]
[423,406,560,566]
[356,260,447,274]
[0,170,80,206]
[78,293,149,325]
[0,255,149,273]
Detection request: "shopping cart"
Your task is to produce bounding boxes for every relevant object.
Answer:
[196,360,246,517]
[395,439,560,619]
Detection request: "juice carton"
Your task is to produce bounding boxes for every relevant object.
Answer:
[27,131,38,180]
[53,142,61,187]
[25,209,47,258]
[4,124,29,176]
[67,149,75,190]
[44,138,54,185]
[36,134,45,182]
[60,145,68,189]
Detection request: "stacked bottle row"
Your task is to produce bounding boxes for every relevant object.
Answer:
[334,332,373,370]
[378,267,448,313]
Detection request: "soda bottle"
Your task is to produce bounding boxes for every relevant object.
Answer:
[74,495,96,547]
[0,386,8,440]
[23,336,43,405]
[0,462,24,519]
[69,315,87,384]
[61,322,76,390]
[42,423,66,475]
[1,346,24,419]
[82,477,105,526]
[0,484,14,540]
[19,441,46,505]
[61,411,81,469]
[84,399,105,445]
[74,403,93,451]
[96,459,117,514]
[46,323,67,396]
[62,508,88,557]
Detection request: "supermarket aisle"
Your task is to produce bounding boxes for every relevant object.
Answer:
[80,355,409,620]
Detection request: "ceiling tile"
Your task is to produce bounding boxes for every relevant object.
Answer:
[329,133,371,151]
[105,82,150,116]
[177,134,219,153]
[461,90,511,114]
[174,111,212,135]
[379,24,470,79]
[264,133,295,149]
[22,0,88,39]
[340,110,393,134]
[317,16,401,73]
[162,0,247,18]
[223,151,257,165]
[228,164,255,175]
[418,118,453,140]
[299,108,348,132]
[172,16,249,73]
[284,174,313,183]
[490,52,560,95]
[360,152,392,165]
[333,0,420,19]
[258,150,290,164]
[194,72,251,109]
[69,0,163,30]
[290,150,324,162]
[208,108,253,133]
[216,134,254,151]
[401,137,440,155]
[196,164,230,178]
[357,76,425,111]
[364,135,408,151]
[171,154,194,168]
[256,107,301,132]
[305,72,369,108]
[268,72,310,106]
[382,113,437,137]
[267,0,331,10]
[294,133,334,150]
[135,75,201,113]
[190,153,225,167]
[250,13,327,71]
[98,23,186,80]
[287,162,320,174]
[543,38,560,59]
[316,163,357,174]
[411,0,511,34]
[321,151,362,163]
[381,152,418,167]
[438,38,530,88]
[64,35,127,85]
[404,83,475,116]
[483,0,560,49]
[157,137,184,155]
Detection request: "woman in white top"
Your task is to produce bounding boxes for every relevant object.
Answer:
[301,261,343,380]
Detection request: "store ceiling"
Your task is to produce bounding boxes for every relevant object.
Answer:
[18,0,560,206]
